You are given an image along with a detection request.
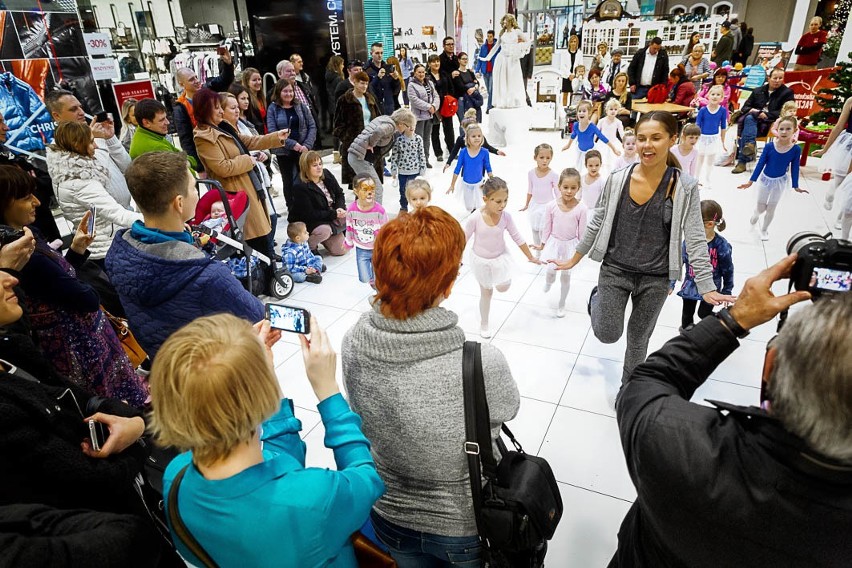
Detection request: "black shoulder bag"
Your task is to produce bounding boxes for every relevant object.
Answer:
[167,465,221,568]
[462,342,563,568]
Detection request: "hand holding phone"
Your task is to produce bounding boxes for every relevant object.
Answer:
[87,206,97,235]
[297,315,340,402]
[266,303,311,334]
[88,419,110,452]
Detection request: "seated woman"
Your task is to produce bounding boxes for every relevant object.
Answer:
[0,270,179,566]
[46,121,143,266]
[583,69,610,122]
[693,68,731,109]
[289,150,347,255]
[0,166,147,406]
[152,313,384,567]
[668,65,697,108]
[192,88,288,262]
[342,207,520,565]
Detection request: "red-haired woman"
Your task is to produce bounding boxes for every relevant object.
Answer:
[341,207,520,566]
[193,88,288,260]
[667,65,697,108]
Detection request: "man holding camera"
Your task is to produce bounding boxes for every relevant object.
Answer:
[611,254,852,566]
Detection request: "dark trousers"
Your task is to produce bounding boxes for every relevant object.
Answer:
[430,115,455,158]
[79,259,126,318]
[276,154,299,208]
[415,119,434,163]
[681,298,715,328]
[397,173,417,210]
[736,113,772,164]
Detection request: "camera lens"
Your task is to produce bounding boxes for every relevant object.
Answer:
[786,232,825,255]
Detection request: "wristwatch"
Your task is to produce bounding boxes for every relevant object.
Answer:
[716,308,750,338]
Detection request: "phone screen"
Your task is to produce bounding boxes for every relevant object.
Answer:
[87,206,96,234]
[810,266,852,292]
[266,304,310,334]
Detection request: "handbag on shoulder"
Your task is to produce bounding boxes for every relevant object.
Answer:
[102,306,147,369]
[462,341,563,568]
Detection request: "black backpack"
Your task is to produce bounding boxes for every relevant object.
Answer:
[462,341,563,567]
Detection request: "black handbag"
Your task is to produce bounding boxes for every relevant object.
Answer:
[462,342,563,567]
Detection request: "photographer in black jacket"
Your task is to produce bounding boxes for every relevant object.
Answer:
[611,254,852,567]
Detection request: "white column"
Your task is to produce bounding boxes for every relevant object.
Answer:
[784,0,817,49]
[839,19,852,64]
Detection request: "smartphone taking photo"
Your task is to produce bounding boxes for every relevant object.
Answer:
[94,111,112,123]
[266,304,310,334]
[87,206,96,235]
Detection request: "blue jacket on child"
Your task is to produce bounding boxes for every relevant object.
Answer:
[678,234,734,301]
[282,239,323,276]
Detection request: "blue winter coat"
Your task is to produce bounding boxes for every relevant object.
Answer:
[105,226,265,358]
[0,72,54,153]
[266,102,317,157]
[678,234,734,301]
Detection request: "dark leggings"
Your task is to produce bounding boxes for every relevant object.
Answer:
[681,298,715,329]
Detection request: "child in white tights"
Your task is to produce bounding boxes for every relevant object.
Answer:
[538,168,588,317]
[695,85,727,188]
[465,177,539,338]
[737,116,809,240]
[813,96,852,230]
[520,143,558,256]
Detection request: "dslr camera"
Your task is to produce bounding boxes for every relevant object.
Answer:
[787,232,852,298]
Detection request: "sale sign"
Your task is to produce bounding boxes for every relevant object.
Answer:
[83,33,113,56]
[113,79,156,111]
[784,67,838,119]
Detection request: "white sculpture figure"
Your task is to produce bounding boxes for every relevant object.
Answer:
[480,14,531,109]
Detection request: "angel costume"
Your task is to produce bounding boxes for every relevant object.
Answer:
[482,28,532,109]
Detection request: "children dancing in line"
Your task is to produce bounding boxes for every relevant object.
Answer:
[580,150,604,209]
[561,100,621,171]
[813,96,852,228]
[448,123,494,213]
[537,168,588,318]
[677,200,734,329]
[612,130,638,170]
[520,143,558,256]
[695,85,728,187]
[737,116,808,240]
[465,177,539,338]
[345,174,388,288]
[672,123,700,178]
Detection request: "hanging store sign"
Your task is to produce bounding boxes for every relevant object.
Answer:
[84,32,113,56]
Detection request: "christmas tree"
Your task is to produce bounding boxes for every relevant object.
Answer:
[810,53,852,125]
[824,0,850,58]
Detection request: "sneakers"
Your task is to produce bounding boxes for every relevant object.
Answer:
[742,143,756,158]
[480,326,492,339]
[305,273,323,284]
[749,211,759,225]
[556,306,566,318]
[760,229,770,241]
[732,162,747,174]
[587,286,598,316]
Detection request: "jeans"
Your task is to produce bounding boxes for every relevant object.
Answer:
[291,271,307,283]
[397,173,417,210]
[633,85,650,99]
[371,511,481,568]
[483,73,493,110]
[457,95,482,133]
[355,247,374,283]
[415,119,434,163]
[736,113,770,164]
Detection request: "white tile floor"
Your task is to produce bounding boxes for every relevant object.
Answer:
[266,113,840,567]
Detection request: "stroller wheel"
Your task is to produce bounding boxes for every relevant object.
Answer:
[270,271,294,299]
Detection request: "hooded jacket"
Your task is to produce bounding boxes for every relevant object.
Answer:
[105,225,264,358]
[46,147,143,260]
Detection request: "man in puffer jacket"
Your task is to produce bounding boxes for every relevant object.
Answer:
[347,108,415,204]
[105,152,264,359]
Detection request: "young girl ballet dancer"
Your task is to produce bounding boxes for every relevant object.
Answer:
[677,199,734,330]
[812,96,852,223]
[448,123,494,213]
[671,123,700,178]
[537,168,588,317]
[405,178,432,212]
[345,174,388,288]
[737,116,809,240]
[561,100,621,171]
[599,99,625,160]
[520,143,558,256]
[465,177,539,338]
[611,129,638,170]
[695,85,728,187]
[580,150,604,209]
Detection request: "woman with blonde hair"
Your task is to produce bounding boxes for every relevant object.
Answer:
[478,13,532,109]
[153,313,383,567]
[46,121,142,264]
[289,150,347,255]
[119,97,137,151]
[240,67,267,134]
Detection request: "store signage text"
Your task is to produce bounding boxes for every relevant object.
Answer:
[84,33,113,56]
[326,1,343,55]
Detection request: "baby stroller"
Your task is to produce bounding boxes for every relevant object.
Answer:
[192,179,294,299]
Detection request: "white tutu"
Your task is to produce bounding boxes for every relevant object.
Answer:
[837,174,852,214]
[755,172,791,206]
[541,237,578,268]
[820,130,852,174]
[696,133,722,156]
[527,200,549,232]
[470,252,514,289]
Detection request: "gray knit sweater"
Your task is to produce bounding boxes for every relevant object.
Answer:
[342,305,520,537]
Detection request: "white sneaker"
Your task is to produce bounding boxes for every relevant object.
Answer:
[760,229,770,241]
[749,212,759,225]
[480,326,492,339]
[556,306,566,318]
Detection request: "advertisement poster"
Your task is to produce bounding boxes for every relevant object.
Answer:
[112,79,155,110]
[750,42,792,72]
[784,67,838,118]
[0,1,101,160]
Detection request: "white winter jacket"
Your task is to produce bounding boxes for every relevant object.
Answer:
[46,147,142,259]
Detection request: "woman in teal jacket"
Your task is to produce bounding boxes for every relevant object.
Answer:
[151,313,384,567]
